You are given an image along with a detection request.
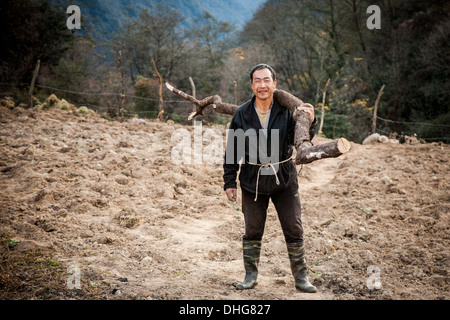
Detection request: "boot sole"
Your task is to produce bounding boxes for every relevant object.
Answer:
[296,286,317,293]
[235,282,258,290]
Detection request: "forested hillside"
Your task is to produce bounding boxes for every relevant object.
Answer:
[0,0,449,304]
[1,0,448,143]
[239,0,449,143]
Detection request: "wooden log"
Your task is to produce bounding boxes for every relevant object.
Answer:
[295,137,351,164]
[165,82,237,119]
[273,89,304,113]
[290,105,351,164]
[165,82,351,164]
[268,89,351,164]
[274,89,350,164]
[293,107,312,150]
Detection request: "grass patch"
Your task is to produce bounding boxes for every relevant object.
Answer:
[0,235,108,299]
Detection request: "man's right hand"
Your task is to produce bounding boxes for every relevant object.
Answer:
[225,188,237,202]
[298,103,315,122]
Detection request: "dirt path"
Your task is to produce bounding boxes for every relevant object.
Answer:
[0,106,448,300]
[298,154,340,192]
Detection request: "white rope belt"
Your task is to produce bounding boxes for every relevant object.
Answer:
[247,157,293,201]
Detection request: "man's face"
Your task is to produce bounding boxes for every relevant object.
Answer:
[250,68,277,101]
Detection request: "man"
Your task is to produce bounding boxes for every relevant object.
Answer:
[223,64,317,293]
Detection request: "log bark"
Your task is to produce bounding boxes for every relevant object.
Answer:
[288,104,351,165]
[165,82,350,164]
[296,137,351,164]
[165,82,237,119]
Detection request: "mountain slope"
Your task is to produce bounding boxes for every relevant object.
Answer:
[58,0,266,32]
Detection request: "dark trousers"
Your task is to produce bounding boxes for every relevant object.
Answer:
[241,179,303,243]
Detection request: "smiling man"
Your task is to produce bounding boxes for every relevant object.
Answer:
[223,64,317,293]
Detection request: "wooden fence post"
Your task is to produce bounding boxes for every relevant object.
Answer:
[29,59,40,108]
[151,58,164,121]
[318,78,330,135]
[189,76,196,113]
[233,80,238,105]
[372,84,385,134]
[118,51,125,119]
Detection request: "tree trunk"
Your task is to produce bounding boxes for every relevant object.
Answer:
[29,59,40,108]
[295,138,351,164]
[152,58,164,121]
[118,51,125,119]
[372,84,385,134]
[319,78,330,135]
[189,76,196,112]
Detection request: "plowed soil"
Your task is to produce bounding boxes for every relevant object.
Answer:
[0,106,448,300]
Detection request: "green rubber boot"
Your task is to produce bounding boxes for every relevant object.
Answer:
[236,239,261,290]
[287,241,317,293]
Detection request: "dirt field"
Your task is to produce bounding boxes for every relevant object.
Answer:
[0,105,448,300]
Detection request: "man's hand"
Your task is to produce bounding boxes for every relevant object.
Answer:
[298,103,315,122]
[225,188,237,202]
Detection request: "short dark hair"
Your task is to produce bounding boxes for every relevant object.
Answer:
[250,64,276,82]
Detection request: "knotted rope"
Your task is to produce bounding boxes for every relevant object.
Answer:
[247,157,293,201]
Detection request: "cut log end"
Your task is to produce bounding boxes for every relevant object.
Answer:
[187,111,198,121]
[165,82,174,92]
[337,138,351,153]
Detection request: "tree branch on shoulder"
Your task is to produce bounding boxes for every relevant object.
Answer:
[165,82,350,164]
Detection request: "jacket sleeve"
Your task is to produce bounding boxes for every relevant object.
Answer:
[223,115,241,190]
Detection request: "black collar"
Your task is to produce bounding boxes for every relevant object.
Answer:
[243,96,283,131]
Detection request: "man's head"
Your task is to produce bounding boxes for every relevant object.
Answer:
[250,64,276,83]
[250,64,277,101]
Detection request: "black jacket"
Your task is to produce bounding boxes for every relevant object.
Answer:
[223,96,317,195]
